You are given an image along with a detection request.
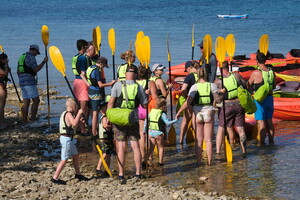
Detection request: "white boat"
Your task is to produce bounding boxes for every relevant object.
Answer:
[217,14,249,19]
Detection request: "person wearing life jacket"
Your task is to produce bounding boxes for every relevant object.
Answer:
[17,44,48,125]
[198,41,217,83]
[0,53,10,128]
[117,50,137,81]
[144,98,178,167]
[214,61,247,157]
[86,57,116,137]
[136,66,158,168]
[178,60,199,144]
[51,98,88,185]
[247,53,276,145]
[176,67,225,166]
[107,65,148,180]
[150,63,172,98]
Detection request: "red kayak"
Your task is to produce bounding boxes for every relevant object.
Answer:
[273,97,300,120]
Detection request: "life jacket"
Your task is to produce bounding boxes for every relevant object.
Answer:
[223,72,238,100]
[136,79,146,89]
[149,108,166,132]
[98,115,113,140]
[114,81,139,109]
[150,76,167,97]
[86,65,100,86]
[261,68,274,93]
[193,82,213,105]
[59,111,75,135]
[17,53,36,76]
[191,72,198,82]
[72,54,95,76]
[117,63,128,81]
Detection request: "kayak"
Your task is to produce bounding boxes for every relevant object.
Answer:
[273,96,300,120]
[238,68,300,81]
[217,14,249,19]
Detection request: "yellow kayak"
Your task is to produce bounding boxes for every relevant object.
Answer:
[275,73,300,82]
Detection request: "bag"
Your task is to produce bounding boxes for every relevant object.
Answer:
[237,86,257,114]
[176,95,186,116]
[106,108,135,126]
[253,83,269,103]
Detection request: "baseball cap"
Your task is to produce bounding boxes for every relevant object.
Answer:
[30,44,40,54]
[184,60,195,72]
[151,63,165,72]
[97,57,109,68]
[197,41,203,48]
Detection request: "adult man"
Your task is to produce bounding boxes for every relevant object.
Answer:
[17,44,48,125]
[107,65,148,181]
[198,41,217,83]
[215,61,247,157]
[247,53,276,145]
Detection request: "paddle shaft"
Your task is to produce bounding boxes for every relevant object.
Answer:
[45,48,50,126]
[9,71,22,103]
[112,55,115,80]
[191,46,194,60]
[230,61,233,72]
[168,60,173,120]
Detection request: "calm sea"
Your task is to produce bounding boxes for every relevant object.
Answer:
[1,0,300,199]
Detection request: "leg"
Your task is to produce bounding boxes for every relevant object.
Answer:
[30,96,40,122]
[266,119,275,145]
[204,121,214,166]
[0,86,7,124]
[139,119,146,161]
[116,140,126,176]
[96,153,107,170]
[179,106,192,144]
[72,154,81,175]
[145,136,156,163]
[79,100,89,133]
[216,126,224,154]
[130,140,142,175]
[226,127,236,146]
[156,134,164,164]
[235,126,247,154]
[195,118,204,165]
[257,120,266,145]
[53,160,68,179]
[92,111,99,136]
[21,99,30,124]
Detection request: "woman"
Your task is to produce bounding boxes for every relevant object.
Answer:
[0,53,9,127]
[136,66,158,168]
[176,67,225,166]
[150,63,172,98]
[117,50,136,81]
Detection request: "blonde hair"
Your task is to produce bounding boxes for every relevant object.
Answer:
[197,67,207,81]
[156,98,167,110]
[120,50,135,61]
[66,98,76,108]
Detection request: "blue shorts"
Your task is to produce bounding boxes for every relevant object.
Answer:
[21,85,39,99]
[60,136,78,160]
[254,95,274,120]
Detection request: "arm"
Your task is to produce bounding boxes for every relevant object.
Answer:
[66,109,83,127]
[161,113,178,126]
[175,95,194,118]
[98,80,116,88]
[180,83,189,98]
[80,71,90,86]
[149,81,159,101]
[211,83,226,104]
[33,57,48,73]
[107,96,116,109]
[0,59,9,76]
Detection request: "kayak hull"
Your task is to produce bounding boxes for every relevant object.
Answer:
[273,97,300,120]
[217,14,249,19]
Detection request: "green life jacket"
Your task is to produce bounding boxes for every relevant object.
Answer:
[136,79,146,89]
[117,63,128,81]
[17,53,37,76]
[115,81,139,109]
[149,108,165,132]
[262,68,274,93]
[193,82,213,105]
[150,76,167,97]
[59,111,75,135]
[191,72,198,82]
[72,54,95,76]
[223,73,238,100]
[86,65,100,86]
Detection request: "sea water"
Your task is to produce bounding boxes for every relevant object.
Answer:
[1,0,300,199]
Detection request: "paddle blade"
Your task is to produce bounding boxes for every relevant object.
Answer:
[135,36,143,64]
[144,36,151,68]
[136,31,144,40]
[96,144,112,177]
[186,120,195,143]
[108,28,116,55]
[224,136,233,162]
[49,46,66,77]
[41,25,49,46]
[128,40,133,66]
[167,125,176,146]
[259,34,269,56]
[215,36,226,67]
[167,34,171,62]
[92,28,98,54]
[0,45,4,53]
[203,34,213,64]
[191,23,195,48]
[96,26,101,51]
[226,34,235,61]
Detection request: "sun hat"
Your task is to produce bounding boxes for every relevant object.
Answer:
[29,44,40,54]
[151,63,166,72]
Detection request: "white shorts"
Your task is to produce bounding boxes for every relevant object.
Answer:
[60,136,78,160]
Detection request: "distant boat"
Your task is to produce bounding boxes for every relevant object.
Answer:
[217,14,249,19]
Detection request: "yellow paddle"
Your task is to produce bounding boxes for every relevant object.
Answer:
[135,31,144,64]
[259,34,269,56]
[93,26,101,55]
[191,23,195,60]
[166,34,176,146]
[108,28,116,79]
[49,46,112,177]
[226,34,235,71]
[0,45,23,117]
[215,36,233,163]
[203,34,212,64]
[41,25,51,127]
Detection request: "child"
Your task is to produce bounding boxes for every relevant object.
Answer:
[144,98,178,166]
[51,98,88,185]
[95,103,115,178]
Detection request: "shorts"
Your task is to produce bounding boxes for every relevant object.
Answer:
[98,139,115,154]
[88,88,104,111]
[73,79,89,101]
[21,85,39,99]
[113,123,140,141]
[218,101,245,127]
[138,105,146,120]
[254,95,274,120]
[193,105,214,123]
[60,136,78,160]
[148,96,156,112]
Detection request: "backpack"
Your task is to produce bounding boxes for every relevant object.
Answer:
[237,86,257,114]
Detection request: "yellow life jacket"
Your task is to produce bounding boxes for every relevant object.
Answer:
[149,108,165,132]
[59,111,75,135]
[193,82,213,105]
[86,65,100,86]
[223,73,238,100]
[115,81,139,109]
[117,63,128,81]
[262,68,274,93]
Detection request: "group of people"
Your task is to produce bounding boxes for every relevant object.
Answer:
[0,39,276,185]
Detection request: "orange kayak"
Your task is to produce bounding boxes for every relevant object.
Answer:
[273,97,300,121]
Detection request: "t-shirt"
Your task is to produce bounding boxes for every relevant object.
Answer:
[111,80,148,122]
[75,55,88,79]
[183,73,197,92]
[18,52,37,87]
[89,68,105,96]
